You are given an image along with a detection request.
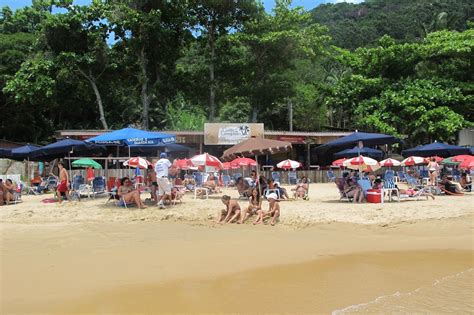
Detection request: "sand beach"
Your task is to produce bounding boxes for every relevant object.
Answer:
[1,183,473,313]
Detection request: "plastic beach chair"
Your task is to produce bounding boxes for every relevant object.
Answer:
[327,170,336,182]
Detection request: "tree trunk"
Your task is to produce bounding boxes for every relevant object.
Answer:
[77,68,108,130]
[208,26,216,121]
[139,47,151,130]
[251,107,259,122]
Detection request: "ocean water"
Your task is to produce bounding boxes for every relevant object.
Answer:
[333,268,474,314]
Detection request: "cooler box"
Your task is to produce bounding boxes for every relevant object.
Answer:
[367,189,382,203]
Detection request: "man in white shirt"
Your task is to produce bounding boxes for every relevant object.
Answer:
[155,152,172,208]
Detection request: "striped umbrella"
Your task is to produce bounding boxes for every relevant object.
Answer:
[277,159,302,170]
[173,158,195,170]
[222,162,239,170]
[332,158,347,167]
[343,155,380,172]
[379,158,401,167]
[123,157,152,169]
[401,156,427,166]
[190,153,223,169]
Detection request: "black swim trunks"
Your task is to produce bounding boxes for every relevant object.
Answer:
[152,181,158,187]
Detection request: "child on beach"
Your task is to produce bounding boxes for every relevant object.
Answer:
[216,195,241,224]
[240,188,261,224]
[253,193,280,226]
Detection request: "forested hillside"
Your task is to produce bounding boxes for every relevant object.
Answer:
[311,0,474,49]
[0,0,472,146]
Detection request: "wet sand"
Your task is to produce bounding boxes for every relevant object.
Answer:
[1,216,473,314]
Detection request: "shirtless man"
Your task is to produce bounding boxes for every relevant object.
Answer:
[0,179,13,205]
[216,195,241,224]
[56,162,69,202]
[254,193,280,226]
[147,164,158,205]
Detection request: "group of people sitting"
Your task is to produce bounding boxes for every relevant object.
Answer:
[235,170,309,200]
[215,189,281,226]
[0,178,17,206]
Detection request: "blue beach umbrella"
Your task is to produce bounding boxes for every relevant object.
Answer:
[10,144,41,161]
[31,138,102,160]
[315,131,400,155]
[334,146,384,160]
[402,142,470,158]
[87,128,176,146]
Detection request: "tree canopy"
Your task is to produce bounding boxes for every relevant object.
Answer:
[0,0,472,145]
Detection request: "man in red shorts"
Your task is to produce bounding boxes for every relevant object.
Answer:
[56,162,69,202]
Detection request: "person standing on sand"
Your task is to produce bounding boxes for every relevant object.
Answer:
[216,195,241,224]
[56,162,69,202]
[155,152,172,209]
[254,193,280,226]
[147,164,158,205]
[427,157,440,186]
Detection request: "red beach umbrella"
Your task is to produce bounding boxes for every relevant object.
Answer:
[451,155,473,163]
[231,157,257,167]
[459,156,474,170]
[173,158,194,170]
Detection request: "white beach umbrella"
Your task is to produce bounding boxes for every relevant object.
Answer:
[342,155,381,172]
[379,158,401,167]
[277,159,302,170]
[400,156,427,166]
[190,153,223,169]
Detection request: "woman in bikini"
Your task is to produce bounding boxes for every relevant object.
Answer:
[216,195,241,224]
[118,177,147,209]
[254,193,280,226]
[427,157,439,186]
[240,188,261,224]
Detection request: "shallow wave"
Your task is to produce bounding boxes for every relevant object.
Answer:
[333,268,474,314]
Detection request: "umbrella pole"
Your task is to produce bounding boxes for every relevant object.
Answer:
[128,146,131,178]
[255,155,261,197]
[68,152,72,181]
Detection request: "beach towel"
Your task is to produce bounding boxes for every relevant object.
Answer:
[41,198,59,203]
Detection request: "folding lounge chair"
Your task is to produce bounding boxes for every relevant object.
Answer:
[222,175,231,187]
[335,178,352,202]
[384,170,394,180]
[288,171,298,185]
[92,176,106,197]
[383,179,399,202]
[356,179,373,200]
[327,170,336,183]
[397,171,407,183]
[271,171,281,183]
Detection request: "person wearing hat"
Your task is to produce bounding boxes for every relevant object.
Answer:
[253,193,280,226]
[155,152,172,208]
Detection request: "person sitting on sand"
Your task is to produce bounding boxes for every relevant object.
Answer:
[253,193,280,226]
[216,195,241,224]
[240,188,262,224]
[440,175,463,194]
[4,179,16,195]
[118,177,147,209]
[0,179,13,205]
[343,173,363,203]
[236,177,251,198]
[147,164,158,205]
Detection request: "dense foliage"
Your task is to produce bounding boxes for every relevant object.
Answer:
[0,0,472,145]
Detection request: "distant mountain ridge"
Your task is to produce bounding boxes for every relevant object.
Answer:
[311,0,474,49]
